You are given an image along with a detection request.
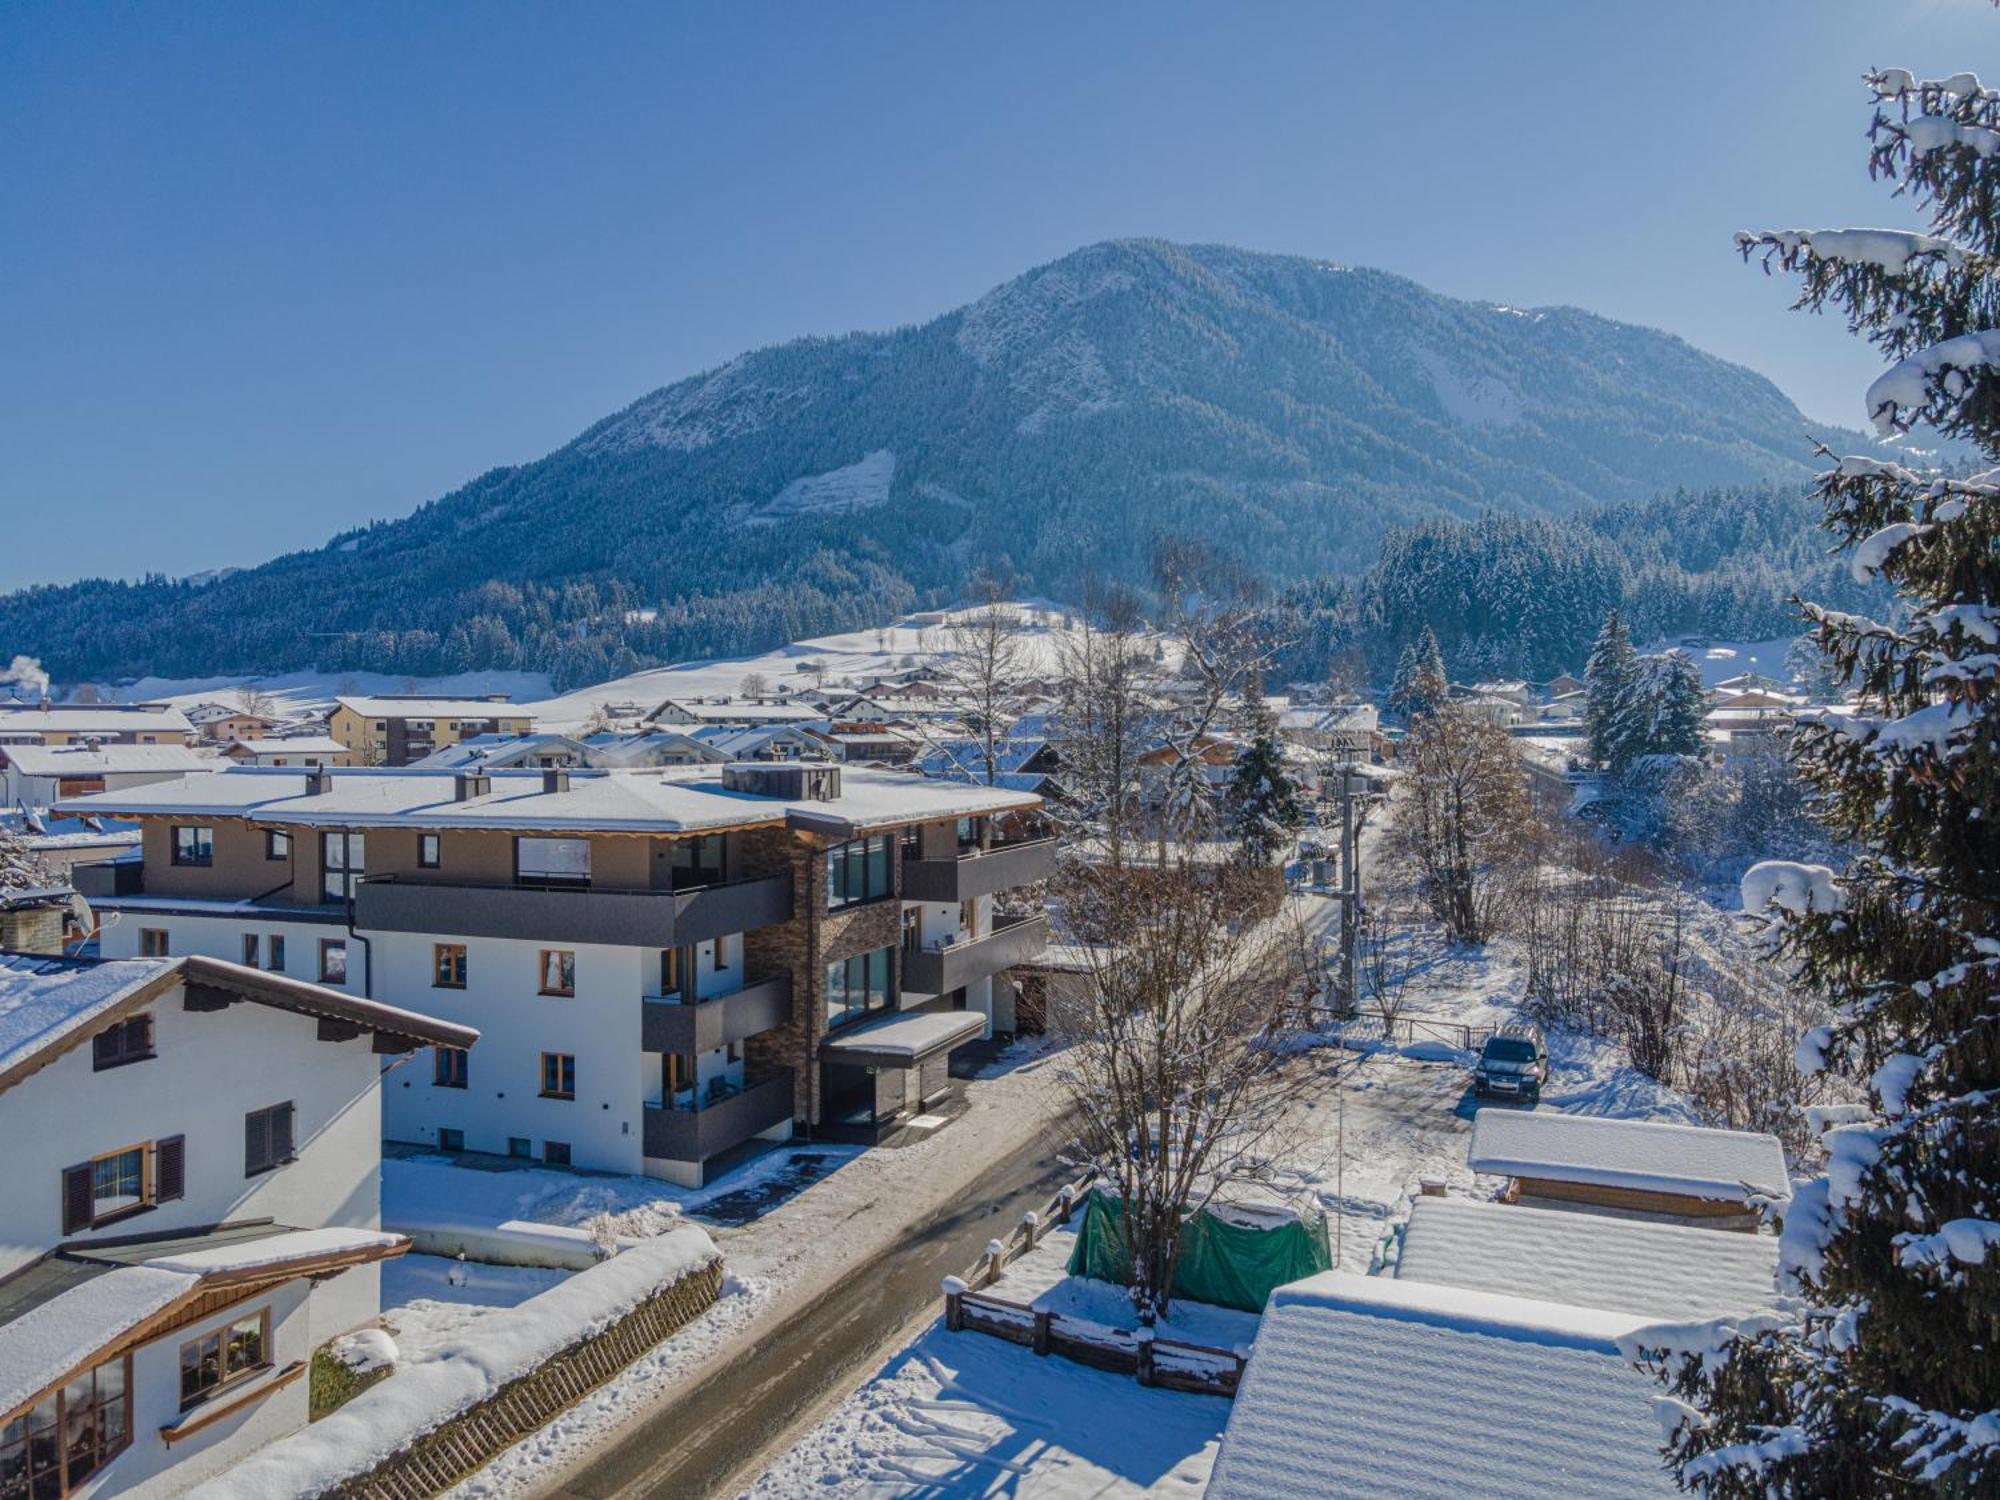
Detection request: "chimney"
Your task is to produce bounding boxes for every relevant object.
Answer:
[542,768,570,794]
[305,769,333,796]
[0,886,74,956]
[454,772,491,802]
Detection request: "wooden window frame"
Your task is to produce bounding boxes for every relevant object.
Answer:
[83,1142,150,1229]
[318,938,347,985]
[538,1052,576,1101]
[139,928,169,958]
[0,1352,132,1495]
[538,949,576,998]
[432,943,467,990]
[177,1306,273,1413]
[169,825,213,867]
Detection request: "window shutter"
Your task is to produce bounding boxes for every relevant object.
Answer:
[62,1164,93,1234]
[134,1013,154,1056]
[155,1135,185,1202]
[245,1110,268,1176]
[274,1103,295,1163]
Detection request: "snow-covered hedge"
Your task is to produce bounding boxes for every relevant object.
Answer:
[189,1224,720,1499]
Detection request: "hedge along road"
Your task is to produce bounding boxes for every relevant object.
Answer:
[542,1127,1080,1500]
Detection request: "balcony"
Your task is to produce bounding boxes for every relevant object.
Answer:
[901,837,1057,903]
[642,972,792,1054]
[900,912,1049,995]
[643,1071,795,1164]
[72,859,144,899]
[354,872,792,949]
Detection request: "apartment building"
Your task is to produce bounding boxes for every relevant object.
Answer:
[0,704,195,748]
[0,939,474,1499]
[327,696,536,767]
[64,761,1054,1187]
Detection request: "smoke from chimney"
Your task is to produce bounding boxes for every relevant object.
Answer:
[1,656,51,705]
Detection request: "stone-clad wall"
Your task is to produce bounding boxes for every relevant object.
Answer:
[741,825,905,1128]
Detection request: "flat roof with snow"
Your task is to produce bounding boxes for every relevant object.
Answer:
[820,1007,986,1065]
[1468,1110,1790,1204]
[0,705,193,736]
[1207,1271,1676,1499]
[59,763,1040,836]
[0,744,211,776]
[1398,1196,1780,1322]
[334,695,531,719]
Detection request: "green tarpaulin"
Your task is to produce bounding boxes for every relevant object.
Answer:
[1064,1189,1333,1313]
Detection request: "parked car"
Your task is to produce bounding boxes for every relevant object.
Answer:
[1474,1024,1549,1104]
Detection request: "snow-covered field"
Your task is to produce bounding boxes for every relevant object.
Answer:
[380,1254,572,1364]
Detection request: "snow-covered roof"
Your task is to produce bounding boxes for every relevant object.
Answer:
[0,704,193,735]
[226,736,349,758]
[820,1007,986,1061]
[334,696,533,719]
[406,733,588,769]
[61,763,1039,837]
[0,1228,406,1419]
[0,744,211,776]
[647,697,826,723]
[0,954,180,1081]
[1277,704,1378,733]
[1397,1196,1780,1322]
[1468,1110,1790,1204]
[1207,1271,1675,1499]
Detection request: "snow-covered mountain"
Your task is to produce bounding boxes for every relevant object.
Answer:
[0,240,1855,687]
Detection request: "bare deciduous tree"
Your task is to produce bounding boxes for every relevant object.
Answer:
[235,681,275,721]
[738,671,771,698]
[1052,856,1318,1321]
[930,581,1027,787]
[1388,701,1530,945]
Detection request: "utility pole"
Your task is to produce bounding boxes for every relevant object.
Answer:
[1339,766,1360,1014]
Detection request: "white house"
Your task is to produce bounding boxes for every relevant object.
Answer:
[0,948,476,1498]
[219,737,352,769]
[0,705,195,748]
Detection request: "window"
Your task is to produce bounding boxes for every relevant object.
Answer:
[826,834,893,909]
[170,825,213,867]
[433,1046,469,1089]
[242,932,260,968]
[433,943,467,989]
[139,928,169,958]
[899,824,922,859]
[244,1102,295,1176]
[515,836,590,887]
[320,830,365,904]
[90,1148,144,1216]
[418,832,441,869]
[542,1141,571,1166]
[319,939,347,985]
[178,1309,269,1410]
[826,946,893,1028]
[62,1137,180,1235]
[0,1354,129,1495]
[539,1052,576,1100]
[438,1128,465,1152]
[712,934,732,972]
[539,949,576,997]
[268,934,286,972]
[507,1137,531,1159]
[91,1015,153,1071]
[659,947,684,997]
[265,829,291,861]
[956,816,984,852]
[668,834,727,890]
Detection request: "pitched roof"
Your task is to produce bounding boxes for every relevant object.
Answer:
[1397,1196,1780,1321]
[0,705,193,735]
[1207,1272,1675,1499]
[334,696,532,719]
[0,744,211,776]
[0,952,478,1096]
[1468,1110,1790,1203]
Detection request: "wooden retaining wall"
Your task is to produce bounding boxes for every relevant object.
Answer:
[323,1257,724,1500]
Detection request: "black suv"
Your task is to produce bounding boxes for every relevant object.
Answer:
[1474,1024,1549,1104]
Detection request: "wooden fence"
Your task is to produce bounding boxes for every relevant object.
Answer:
[940,1169,1247,1400]
[323,1257,724,1500]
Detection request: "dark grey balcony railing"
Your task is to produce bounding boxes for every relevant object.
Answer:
[354,871,792,948]
[72,859,145,899]
[900,836,1057,903]
[642,972,792,1054]
[642,1071,795,1163]
[900,912,1050,995]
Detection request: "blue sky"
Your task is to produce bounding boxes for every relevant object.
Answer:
[1,1,1991,590]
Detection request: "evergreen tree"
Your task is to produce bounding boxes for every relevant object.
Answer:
[1637,65,2000,1495]
[1632,648,1706,761]
[1230,673,1305,865]
[1584,609,1639,767]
